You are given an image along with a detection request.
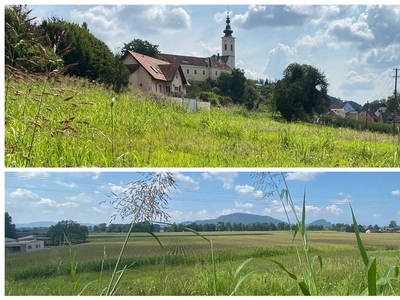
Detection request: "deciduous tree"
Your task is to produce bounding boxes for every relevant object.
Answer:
[274,63,329,121]
[5,212,17,239]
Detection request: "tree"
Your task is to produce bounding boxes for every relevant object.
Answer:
[389,220,397,228]
[46,220,88,245]
[243,80,261,110]
[5,212,17,239]
[120,38,160,58]
[274,63,329,121]
[40,18,129,92]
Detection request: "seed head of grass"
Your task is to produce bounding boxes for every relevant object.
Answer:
[108,172,176,224]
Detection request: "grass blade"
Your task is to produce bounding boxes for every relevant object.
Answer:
[230,268,268,296]
[366,257,377,296]
[233,258,254,278]
[377,265,399,295]
[267,259,298,280]
[350,205,368,267]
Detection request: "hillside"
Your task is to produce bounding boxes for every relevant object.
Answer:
[5,77,400,167]
[308,219,332,228]
[185,213,285,225]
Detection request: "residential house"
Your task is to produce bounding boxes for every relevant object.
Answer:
[359,103,388,123]
[122,11,235,94]
[123,51,190,95]
[358,110,378,123]
[328,101,357,119]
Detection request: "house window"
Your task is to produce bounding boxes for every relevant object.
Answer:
[175,74,178,79]
[203,70,205,75]
[36,244,39,248]
[166,86,171,93]
[28,245,32,250]
[159,85,162,92]
[194,70,197,75]
[215,71,218,76]
[187,69,189,74]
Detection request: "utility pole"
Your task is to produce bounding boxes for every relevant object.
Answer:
[392,68,399,135]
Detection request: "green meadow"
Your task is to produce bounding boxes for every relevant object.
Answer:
[5,76,400,167]
[5,231,400,296]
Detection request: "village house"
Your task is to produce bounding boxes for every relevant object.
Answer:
[328,101,358,120]
[358,102,388,123]
[123,11,235,95]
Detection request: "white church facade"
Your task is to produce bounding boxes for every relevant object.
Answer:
[123,11,235,95]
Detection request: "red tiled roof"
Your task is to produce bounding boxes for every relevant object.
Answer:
[127,51,170,81]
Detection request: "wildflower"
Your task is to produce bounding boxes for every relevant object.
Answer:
[111,97,116,108]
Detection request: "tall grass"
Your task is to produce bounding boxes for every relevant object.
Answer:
[5,76,400,167]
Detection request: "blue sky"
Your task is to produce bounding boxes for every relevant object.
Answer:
[20,2,400,105]
[4,171,400,227]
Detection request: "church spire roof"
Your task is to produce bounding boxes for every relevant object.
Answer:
[223,9,233,37]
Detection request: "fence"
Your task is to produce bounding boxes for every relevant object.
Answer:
[169,97,210,112]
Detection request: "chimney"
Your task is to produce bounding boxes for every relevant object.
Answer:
[217,53,220,60]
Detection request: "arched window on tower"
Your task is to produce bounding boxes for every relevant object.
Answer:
[225,44,227,51]
[231,44,233,51]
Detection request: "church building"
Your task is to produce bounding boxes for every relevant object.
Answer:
[123,11,235,95]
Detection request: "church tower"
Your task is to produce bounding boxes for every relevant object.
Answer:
[221,10,235,69]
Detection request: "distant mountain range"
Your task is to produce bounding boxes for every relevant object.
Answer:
[182,213,333,228]
[16,221,96,228]
[183,213,285,225]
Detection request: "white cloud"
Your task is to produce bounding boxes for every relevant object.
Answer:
[55,181,77,188]
[286,172,322,181]
[9,188,39,199]
[66,192,92,203]
[174,173,200,191]
[262,207,272,214]
[330,193,352,205]
[263,43,297,80]
[234,184,264,198]
[16,172,49,179]
[325,204,343,216]
[108,183,127,195]
[142,5,191,32]
[397,210,400,215]
[92,172,101,180]
[32,198,58,207]
[235,202,253,209]
[201,172,238,189]
[373,214,382,217]
[168,210,185,220]
[391,190,400,196]
[88,207,105,214]
[340,70,376,92]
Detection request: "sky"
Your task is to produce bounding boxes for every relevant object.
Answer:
[20,2,400,106]
[4,171,400,227]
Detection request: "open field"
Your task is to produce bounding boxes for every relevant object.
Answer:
[5,77,400,167]
[5,231,400,295]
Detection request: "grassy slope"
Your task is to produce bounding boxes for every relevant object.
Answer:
[5,76,400,167]
[5,232,400,296]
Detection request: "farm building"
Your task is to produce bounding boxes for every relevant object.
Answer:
[5,236,45,255]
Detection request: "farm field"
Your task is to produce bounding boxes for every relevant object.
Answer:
[5,231,400,296]
[5,77,400,167]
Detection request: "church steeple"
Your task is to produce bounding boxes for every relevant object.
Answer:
[221,8,235,69]
[223,10,233,37]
